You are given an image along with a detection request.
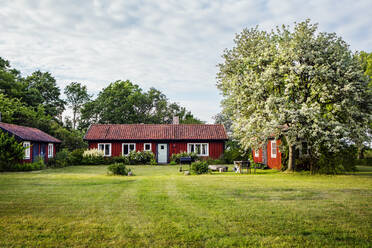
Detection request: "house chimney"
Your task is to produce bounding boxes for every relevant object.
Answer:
[172,116,179,124]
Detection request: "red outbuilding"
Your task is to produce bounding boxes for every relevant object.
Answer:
[83,123,228,164]
[252,139,282,169]
[0,122,61,163]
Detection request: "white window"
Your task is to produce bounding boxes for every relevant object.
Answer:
[48,143,54,158]
[271,140,277,158]
[144,143,151,151]
[254,149,259,158]
[187,143,209,156]
[98,143,111,157]
[23,141,31,159]
[122,143,136,156]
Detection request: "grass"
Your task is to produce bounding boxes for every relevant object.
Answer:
[0,165,371,247]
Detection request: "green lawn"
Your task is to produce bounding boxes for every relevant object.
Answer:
[0,165,371,247]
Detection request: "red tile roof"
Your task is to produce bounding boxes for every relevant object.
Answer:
[84,124,228,141]
[0,122,61,143]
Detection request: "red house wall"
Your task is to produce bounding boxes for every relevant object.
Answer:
[88,140,225,160]
[267,140,281,169]
[22,142,57,163]
[252,148,263,164]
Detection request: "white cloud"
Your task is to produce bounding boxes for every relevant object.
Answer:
[0,0,371,123]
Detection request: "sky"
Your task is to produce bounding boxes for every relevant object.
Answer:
[0,0,371,123]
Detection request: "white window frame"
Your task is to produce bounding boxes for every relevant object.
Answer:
[143,143,152,152]
[98,143,112,157]
[48,143,54,158]
[23,141,31,159]
[122,143,136,156]
[187,143,209,156]
[271,140,277,158]
[254,149,259,158]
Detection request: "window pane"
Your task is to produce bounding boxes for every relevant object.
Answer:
[145,144,150,150]
[130,144,135,151]
[202,144,206,155]
[196,144,201,155]
[190,144,194,153]
[105,144,110,155]
[98,144,104,151]
[124,144,128,155]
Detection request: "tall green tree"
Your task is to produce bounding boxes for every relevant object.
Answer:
[80,80,202,129]
[25,71,66,118]
[217,20,371,172]
[64,82,91,129]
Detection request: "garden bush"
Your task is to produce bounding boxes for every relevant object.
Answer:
[107,163,131,175]
[82,149,105,165]
[0,130,25,171]
[12,156,46,171]
[191,161,209,174]
[69,149,85,165]
[127,151,155,165]
[53,149,70,167]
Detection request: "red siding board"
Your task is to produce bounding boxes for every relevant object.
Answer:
[87,140,225,161]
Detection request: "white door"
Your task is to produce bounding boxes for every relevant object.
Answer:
[157,143,168,164]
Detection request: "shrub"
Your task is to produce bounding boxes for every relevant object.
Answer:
[11,156,46,171]
[150,158,157,165]
[0,130,25,171]
[54,149,70,167]
[169,161,177,165]
[69,149,85,165]
[170,152,198,163]
[107,163,131,175]
[312,145,357,174]
[191,161,209,174]
[127,151,155,165]
[82,149,105,165]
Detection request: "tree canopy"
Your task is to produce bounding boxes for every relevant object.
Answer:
[64,82,91,129]
[217,20,371,171]
[79,80,203,129]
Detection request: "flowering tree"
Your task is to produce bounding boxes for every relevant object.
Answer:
[217,20,371,172]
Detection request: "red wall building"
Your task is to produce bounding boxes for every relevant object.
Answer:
[84,124,228,164]
[252,139,282,169]
[0,122,60,163]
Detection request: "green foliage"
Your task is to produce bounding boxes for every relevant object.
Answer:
[312,145,358,174]
[64,82,91,129]
[24,70,66,117]
[170,152,198,163]
[79,80,202,130]
[11,156,46,171]
[81,149,105,165]
[169,161,177,165]
[127,151,155,165]
[69,149,85,165]
[221,140,249,164]
[107,163,131,175]
[0,130,25,171]
[190,161,209,174]
[53,149,71,168]
[217,20,371,172]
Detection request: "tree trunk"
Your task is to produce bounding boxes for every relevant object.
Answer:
[73,109,77,130]
[286,144,296,172]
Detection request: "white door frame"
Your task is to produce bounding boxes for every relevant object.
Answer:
[157,143,168,164]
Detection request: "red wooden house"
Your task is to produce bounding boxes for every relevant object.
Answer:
[252,139,282,169]
[83,124,228,164]
[0,122,61,163]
